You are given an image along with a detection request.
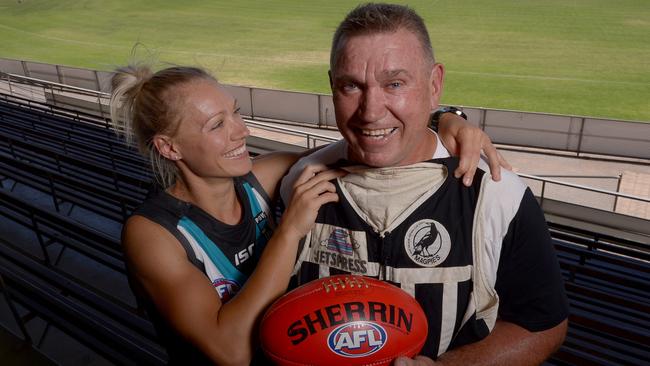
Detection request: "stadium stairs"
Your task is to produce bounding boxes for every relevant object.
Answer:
[0,94,648,365]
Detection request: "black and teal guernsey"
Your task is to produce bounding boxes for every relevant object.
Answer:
[128,172,273,365]
[278,140,568,360]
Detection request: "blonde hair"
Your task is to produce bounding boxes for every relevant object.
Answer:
[109,64,216,188]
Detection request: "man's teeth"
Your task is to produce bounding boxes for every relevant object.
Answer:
[224,145,246,158]
[360,128,396,137]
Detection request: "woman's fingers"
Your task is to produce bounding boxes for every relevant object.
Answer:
[454,132,514,186]
[293,166,347,195]
[482,137,502,182]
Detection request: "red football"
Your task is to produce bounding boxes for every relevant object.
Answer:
[260,275,428,366]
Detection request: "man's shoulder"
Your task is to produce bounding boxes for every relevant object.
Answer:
[279,140,347,203]
[476,160,528,203]
[299,139,347,165]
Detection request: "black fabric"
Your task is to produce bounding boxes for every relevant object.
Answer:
[133,189,205,271]
[133,173,265,277]
[495,188,569,331]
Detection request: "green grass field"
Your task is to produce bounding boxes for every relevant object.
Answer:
[1,0,649,121]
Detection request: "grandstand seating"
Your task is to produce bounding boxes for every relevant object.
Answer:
[0,96,150,178]
[549,224,649,365]
[0,236,166,365]
[0,94,648,365]
[0,153,139,222]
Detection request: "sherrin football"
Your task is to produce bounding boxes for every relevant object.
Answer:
[260,275,428,366]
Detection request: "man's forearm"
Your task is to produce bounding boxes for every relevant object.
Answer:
[434,319,568,366]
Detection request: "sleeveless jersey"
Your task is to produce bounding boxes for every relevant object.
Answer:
[129,172,273,365]
[286,157,568,359]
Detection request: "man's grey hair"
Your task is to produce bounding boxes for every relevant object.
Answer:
[330,3,435,71]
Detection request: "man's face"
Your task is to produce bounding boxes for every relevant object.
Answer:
[330,29,444,167]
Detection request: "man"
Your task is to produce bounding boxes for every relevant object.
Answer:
[279,3,568,365]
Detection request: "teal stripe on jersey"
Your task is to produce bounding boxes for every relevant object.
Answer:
[178,216,247,285]
[243,182,264,238]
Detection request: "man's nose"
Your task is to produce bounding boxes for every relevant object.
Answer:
[358,87,386,123]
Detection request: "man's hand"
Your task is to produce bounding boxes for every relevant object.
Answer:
[394,355,436,365]
[437,112,511,186]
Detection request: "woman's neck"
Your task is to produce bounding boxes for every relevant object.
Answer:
[168,176,242,225]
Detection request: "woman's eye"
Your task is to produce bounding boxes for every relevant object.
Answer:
[211,121,224,130]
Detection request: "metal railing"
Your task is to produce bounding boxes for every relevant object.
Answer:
[1,70,648,222]
[519,173,649,213]
[246,120,338,148]
[2,72,110,118]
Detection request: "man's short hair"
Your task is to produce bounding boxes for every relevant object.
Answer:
[330,3,435,70]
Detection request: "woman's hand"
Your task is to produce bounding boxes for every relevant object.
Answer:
[278,163,346,239]
[437,112,512,186]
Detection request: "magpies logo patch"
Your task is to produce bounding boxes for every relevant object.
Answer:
[404,219,451,267]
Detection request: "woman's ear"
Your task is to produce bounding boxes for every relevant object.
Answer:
[153,135,182,161]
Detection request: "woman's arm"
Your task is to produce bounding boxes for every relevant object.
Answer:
[437,112,512,186]
[252,152,300,199]
[124,165,344,365]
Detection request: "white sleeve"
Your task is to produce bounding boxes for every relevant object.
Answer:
[279,139,348,205]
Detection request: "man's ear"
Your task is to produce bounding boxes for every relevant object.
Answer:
[152,135,181,161]
[429,63,445,109]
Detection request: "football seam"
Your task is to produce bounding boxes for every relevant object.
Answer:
[261,287,323,320]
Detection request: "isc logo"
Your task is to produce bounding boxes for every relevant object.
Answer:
[327,321,387,358]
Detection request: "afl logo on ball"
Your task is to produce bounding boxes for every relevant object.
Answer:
[404,219,451,267]
[327,321,387,358]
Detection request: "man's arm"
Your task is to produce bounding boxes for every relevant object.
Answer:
[396,319,567,366]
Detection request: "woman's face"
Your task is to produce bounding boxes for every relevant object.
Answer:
[170,78,252,180]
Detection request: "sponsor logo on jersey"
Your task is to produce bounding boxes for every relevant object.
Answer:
[404,219,451,267]
[309,226,368,273]
[313,249,368,273]
[234,243,255,266]
[212,278,240,302]
[327,321,387,358]
[254,211,273,241]
[322,228,359,255]
[254,210,268,225]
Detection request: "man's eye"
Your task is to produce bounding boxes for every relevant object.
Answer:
[387,81,402,88]
[234,107,241,115]
[342,83,358,92]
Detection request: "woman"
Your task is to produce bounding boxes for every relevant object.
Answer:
[109,64,506,365]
